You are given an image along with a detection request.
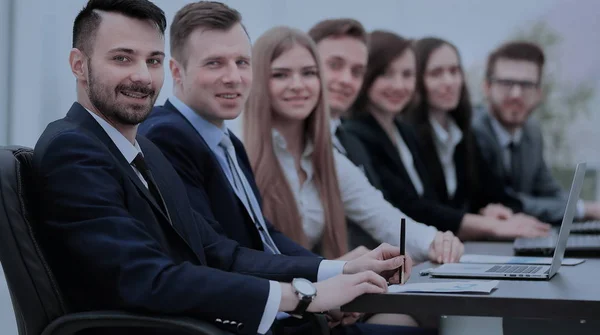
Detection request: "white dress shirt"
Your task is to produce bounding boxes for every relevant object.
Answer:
[86,110,146,186]
[429,116,463,198]
[489,116,585,219]
[89,109,331,334]
[392,127,425,196]
[330,118,347,155]
[272,130,438,262]
[489,116,524,173]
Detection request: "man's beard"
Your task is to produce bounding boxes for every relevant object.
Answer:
[489,99,532,130]
[87,61,157,126]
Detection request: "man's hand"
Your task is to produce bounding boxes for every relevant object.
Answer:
[308,272,387,313]
[480,203,514,220]
[492,213,551,239]
[428,231,464,264]
[336,246,371,261]
[584,201,600,220]
[343,243,412,284]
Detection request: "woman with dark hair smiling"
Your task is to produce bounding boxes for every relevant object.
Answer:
[345,32,550,240]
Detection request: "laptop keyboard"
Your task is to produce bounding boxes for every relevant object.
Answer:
[571,220,600,234]
[486,265,543,274]
[516,231,600,249]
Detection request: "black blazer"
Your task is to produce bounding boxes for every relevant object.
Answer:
[345,114,466,233]
[33,103,321,335]
[138,100,314,257]
[408,117,523,215]
[335,121,382,190]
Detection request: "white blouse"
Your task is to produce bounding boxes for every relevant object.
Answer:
[272,130,438,262]
[392,127,425,196]
[429,117,463,198]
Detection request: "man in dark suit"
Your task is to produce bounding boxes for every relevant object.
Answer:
[33,1,408,335]
[472,41,600,224]
[139,3,428,334]
[307,19,384,250]
[307,19,380,190]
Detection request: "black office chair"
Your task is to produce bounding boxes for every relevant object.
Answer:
[0,146,231,335]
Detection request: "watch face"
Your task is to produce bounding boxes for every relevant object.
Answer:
[293,278,317,296]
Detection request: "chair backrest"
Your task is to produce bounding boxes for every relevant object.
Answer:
[0,146,67,334]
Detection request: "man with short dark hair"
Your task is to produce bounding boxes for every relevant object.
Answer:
[307,19,379,189]
[473,41,600,223]
[33,1,408,334]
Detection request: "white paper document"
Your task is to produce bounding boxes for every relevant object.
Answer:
[388,280,499,294]
[460,254,585,266]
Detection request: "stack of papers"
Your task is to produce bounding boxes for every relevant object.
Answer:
[388,280,499,294]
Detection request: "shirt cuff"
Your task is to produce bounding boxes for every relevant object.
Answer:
[258,281,281,334]
[317,260,346,281]
[576,199,586,219]
[410,222,438,263]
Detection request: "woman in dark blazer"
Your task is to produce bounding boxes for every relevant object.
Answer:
[345,32,550,240]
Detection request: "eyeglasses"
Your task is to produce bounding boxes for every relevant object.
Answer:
[489,77,540,96]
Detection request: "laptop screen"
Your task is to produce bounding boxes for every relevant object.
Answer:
[547,162,587,276]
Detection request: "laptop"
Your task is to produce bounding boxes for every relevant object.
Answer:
[428,162,586,280]
[570,220,600,234]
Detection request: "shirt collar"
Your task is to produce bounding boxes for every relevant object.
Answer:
[489,114,523,147]
[271,129,314,157]
[168,95,230,152]
[85,108,142,164]
[429,116,463,149]
[330,118,342,136]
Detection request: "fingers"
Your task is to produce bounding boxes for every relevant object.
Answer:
[375,242,399,258]
[442,231,453,263]
[535,222,552,231]
[378,255,406,275]
[433,232,444,263]
[355,281,386,295]
[353,270,388,291]
[449,238,463,263]
[404,255,413,281]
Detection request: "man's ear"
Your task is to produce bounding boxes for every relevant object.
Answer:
[69,48,87,81]
[170,58,184,85]
[532,87,544,106]
[482,79,491,99]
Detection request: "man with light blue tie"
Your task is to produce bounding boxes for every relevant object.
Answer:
[139,2,434,335]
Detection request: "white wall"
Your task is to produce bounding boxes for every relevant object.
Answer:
[0,0,11,145]
[0,0,563,147]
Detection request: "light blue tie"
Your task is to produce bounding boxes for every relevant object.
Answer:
[219,135,281,254]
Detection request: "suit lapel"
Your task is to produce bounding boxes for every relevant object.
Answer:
[164,101,261,225]
[164,100,241,199]
[482,113,509,179]
[362,114,407,172]
[395,121,433,193]
[66,103,171,223]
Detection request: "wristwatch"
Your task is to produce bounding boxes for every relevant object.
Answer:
[290,278,317,318]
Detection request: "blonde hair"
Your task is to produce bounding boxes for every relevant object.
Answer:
[243,26,347,259]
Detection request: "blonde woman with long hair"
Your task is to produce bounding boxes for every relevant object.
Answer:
[243,26,463,265]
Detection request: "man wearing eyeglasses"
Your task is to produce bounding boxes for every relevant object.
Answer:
[473,41,600,224]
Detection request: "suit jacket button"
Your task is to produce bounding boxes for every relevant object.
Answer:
[223,320,230,324]
[215,318,222,323]
[236,323,244,331]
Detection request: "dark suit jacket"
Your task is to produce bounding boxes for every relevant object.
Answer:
[33,102,321,335]
[406,115,523,215]
[345,114,466,233]
[335,120,382,190]
[473,110,567,223]
[138,100,314,257]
